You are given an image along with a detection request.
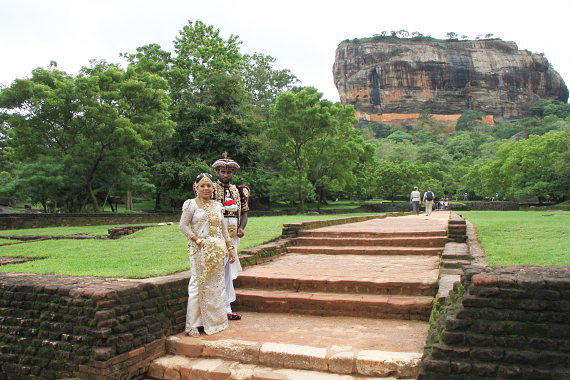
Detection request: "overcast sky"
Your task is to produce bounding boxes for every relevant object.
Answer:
[2,0,568,102]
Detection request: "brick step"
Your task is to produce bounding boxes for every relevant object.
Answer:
[287,246,442,256]
[441,260,472,269]
[299,230,447,238]
[235,273,437,296]
[441,252,472,261]
[149,355,410,379]
[234,289,433,320]
[289,236,447,248]
[149,329,423,378]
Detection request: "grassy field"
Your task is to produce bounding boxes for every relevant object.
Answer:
[0,212,378,278]
[459,211,570,266]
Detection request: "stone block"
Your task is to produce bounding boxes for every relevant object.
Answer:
[202,339,261,363]
[167,336,204,357]
[184,357,224,379]
[259,342,327,371]
[442,331,465,345]
[471,362,497,377]
[327,351,355,374]
[497,364,522,378]
[356,350,421,378]
[471,347,504,361]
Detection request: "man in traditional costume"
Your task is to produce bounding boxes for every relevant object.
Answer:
[211,153,250,320]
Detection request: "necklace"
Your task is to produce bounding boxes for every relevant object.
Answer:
[197,197,220,236]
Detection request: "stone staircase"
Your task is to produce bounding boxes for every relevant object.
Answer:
[147,214,450,379]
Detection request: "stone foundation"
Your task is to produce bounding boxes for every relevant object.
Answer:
[0,213,179,230]
[0,272,188,380]
[419,266,570,379]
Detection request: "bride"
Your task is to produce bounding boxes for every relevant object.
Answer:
[179,173,236,337]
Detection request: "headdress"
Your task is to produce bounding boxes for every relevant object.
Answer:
[211,152,240,170]
[193,173,215,196]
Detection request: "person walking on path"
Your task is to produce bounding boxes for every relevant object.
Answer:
[212,153,250,321]
[423,188,435,216]
[179,173,236,337]
[410,186,421,215]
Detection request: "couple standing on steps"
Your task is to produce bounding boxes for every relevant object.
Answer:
[178,154,250,337]
[410,186,435,216]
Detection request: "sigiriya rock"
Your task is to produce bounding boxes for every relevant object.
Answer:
[333,38,568,127]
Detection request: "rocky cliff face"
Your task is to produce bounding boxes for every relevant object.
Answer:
[333,39,568,120]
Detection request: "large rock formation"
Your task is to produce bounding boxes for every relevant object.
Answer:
[333,39,568,122]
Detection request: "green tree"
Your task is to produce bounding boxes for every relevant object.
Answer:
[267,87,359,212]
[241,52,298,114]
[0,156,66,212]
[374,160,420,202]
[456,110,487,131]
[0,61,173,211]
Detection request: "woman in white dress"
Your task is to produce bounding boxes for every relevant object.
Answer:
[179,173,236,337]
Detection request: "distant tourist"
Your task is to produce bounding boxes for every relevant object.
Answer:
[179,173,236,337]
[463,192,468,201]
[423,188,435,216]
[444,195,450,210]
[410,186,421,215]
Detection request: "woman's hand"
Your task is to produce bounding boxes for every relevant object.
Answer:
[194,238,203,247]
[229,251,236,263]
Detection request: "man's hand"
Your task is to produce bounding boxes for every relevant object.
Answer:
[237,228,245,238]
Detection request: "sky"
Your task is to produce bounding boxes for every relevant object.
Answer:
[1,0,569,102]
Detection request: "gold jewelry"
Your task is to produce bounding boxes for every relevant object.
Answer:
[195,238,203,246]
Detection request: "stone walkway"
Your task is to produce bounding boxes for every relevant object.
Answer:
[148,212,451,379]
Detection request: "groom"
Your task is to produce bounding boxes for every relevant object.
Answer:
[211,153,250,320]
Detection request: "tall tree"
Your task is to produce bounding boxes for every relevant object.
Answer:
[0,61,173,211]
[267,87,362,212]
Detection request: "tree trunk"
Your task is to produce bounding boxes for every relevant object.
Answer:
[155,189,161,210]
[298,170,304,213]
[125,190,132,211]
[86,181,100,212]
[101,188,111,211]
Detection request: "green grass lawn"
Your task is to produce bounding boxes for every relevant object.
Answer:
[0,212,378,278]
[459,211,570,266]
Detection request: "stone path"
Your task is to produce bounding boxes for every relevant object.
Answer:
[148,212,451,379]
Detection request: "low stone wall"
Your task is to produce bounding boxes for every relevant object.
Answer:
[0,213,179,230]
[0,272,188,380]
[450,201,520,211]
[419,265,570,379]
[281,213,390,238]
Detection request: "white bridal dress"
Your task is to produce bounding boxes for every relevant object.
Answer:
[179,199,230,335]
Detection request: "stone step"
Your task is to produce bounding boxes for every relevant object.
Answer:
[287,246,442,256]
[289,236,447,248]
[235,273,437,297]
[441,252,472,261]
[441,260,472,269]
[234,289,433,320]
[150,312,427,379]
[299,230,447,238]
[147,353,416,379]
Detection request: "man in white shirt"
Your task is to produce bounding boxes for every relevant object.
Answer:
[410,186,421,215]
